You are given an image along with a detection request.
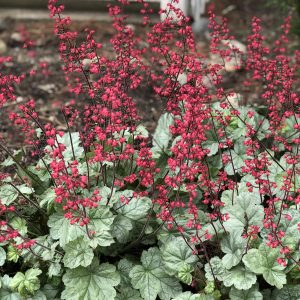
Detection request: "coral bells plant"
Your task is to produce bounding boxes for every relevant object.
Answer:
[0,0,300,299]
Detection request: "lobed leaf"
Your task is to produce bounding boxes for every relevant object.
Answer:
[63,236,94,268]
[130,247,182,300]
[62,258,120,300]
[243,244,287,289]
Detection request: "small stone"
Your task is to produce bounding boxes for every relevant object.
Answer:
[39,56,58,64]
[126,24,136,32]
[38,84,56,93]
[82,58,97,71]
[16,96,24,103]
[17,52,31,63]
[221,39,247,54]
[0,39,7,54]
[82,58,92,71]
[209,39,246,73]
[11,32,22,43]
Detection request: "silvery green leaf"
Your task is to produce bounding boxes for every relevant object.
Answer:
[1,150,22,167]
[41,284,59,299]
[48,214,86,248]
[0,247,6,266]
[157,210,199,243]
[22,235,57,262]
[221,189,239,207]
[27,159,51,182]
[223,266,256,290]
[277,209,300,239]
[152,113,174,158]
[89,230,115,248]
[10,217,27,236]
[48,205,115,248]
[234,107,269,141]
[17,184,33,195]
[229,285,263,300]
[280,116,300,150]
[6,245,19,263]
[204,256,225,281]
[38,187,55,210]
[63,237,94,268]
[130,247,181,300]
[269,155,300,194]
[78,161,102,177]
[96,186,115,207]
[272,284,300,300]
[86,205,115,234]
[118,258,135,286]
[48,262,61,278]
[58,132,84,159]
[224,148,247,175]
[62,258,120,300]
[173,292,213,300]
[10,268,42,296]
[114,191,152,221]
[113,125,148,140]
[243,244,286,289]
[116,288,142,300]
[0,184,18,205]
[223,192,264,235]
[135,125,149,138]
[221,232,247,269]
[111,215,133,243]
[202,130,221,157]
[28,290,47,300]
[0,275,21,300]
[161,237,198,276]
[178,263,193,285]
[239,177,260,198]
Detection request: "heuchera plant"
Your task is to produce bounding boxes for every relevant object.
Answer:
[0,0,300,299]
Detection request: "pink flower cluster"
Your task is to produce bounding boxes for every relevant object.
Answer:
[0,0,299,270]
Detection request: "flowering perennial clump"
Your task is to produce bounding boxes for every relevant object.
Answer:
[0,0,299,299]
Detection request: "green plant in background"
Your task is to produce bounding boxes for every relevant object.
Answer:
[267,0,300,36]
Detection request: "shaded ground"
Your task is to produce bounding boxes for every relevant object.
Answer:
[0,0,298,152]
[0,17,160,149]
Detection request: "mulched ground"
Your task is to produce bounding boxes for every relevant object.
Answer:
[0,17,161,149]
[0,0,297,152]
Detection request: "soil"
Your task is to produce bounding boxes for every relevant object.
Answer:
[0,0,298,152]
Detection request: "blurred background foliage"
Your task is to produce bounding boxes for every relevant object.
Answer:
[267,0,300,36]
